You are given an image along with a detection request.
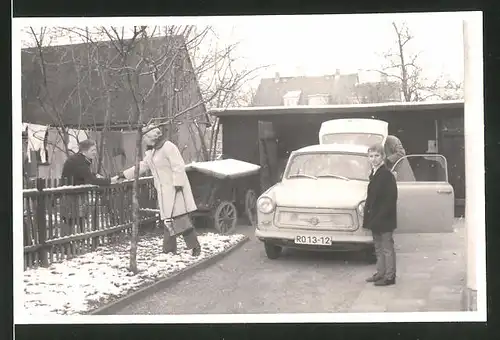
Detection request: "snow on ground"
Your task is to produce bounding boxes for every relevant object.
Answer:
[23,232,246,316]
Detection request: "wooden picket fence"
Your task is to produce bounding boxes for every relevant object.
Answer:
[22,177,159,270]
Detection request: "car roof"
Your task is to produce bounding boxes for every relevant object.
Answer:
[293,143,369,155]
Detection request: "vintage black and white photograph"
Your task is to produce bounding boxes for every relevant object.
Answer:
[12,12,485,323]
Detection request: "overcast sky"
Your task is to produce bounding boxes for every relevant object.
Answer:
[17,12,469,89]
[228,14,465,82]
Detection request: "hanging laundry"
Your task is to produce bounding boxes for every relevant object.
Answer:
[26,123,48,163]
[121,131,138,169]
[86,130,101,173]
[45,128,68,178]
[104,131,126,175]
[104,131,126,158]
[67,129,89,153]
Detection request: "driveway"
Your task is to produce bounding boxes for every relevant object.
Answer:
[112,219,466,314]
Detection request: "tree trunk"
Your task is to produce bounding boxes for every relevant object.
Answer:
[129,126,143,274]
[393,22,410,102]
[127,56,144,274]
[97,82,112,174]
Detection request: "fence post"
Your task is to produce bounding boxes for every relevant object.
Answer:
[91,189,99,250]
[36,178,49,267]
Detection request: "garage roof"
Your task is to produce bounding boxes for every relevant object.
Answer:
[208,100,464,117]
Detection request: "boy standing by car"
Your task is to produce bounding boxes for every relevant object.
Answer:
[362,143,398,286]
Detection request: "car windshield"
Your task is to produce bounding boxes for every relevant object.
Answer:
[321,133,384,147]
[286,152,371,181]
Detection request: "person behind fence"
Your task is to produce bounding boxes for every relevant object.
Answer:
[384,134,415,181]
[362,143,398,286]
[60,139,114,235]
[114,124,202,257]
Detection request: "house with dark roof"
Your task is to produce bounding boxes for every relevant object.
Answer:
[22,35,209,128]
[21,35,211,177]
[251,69,401,106]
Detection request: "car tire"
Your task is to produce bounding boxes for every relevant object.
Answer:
[264,242,282,260]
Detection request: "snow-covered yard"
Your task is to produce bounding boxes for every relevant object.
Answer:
[23,232,246,316]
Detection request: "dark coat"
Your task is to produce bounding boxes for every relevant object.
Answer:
[362,165,398,232]
[60,153,111,221]
[61,153,111,186]
[384,135,406,168]
[384,135,416,181]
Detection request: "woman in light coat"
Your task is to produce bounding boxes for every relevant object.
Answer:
[384,135,416,182]
[115,125,201,256]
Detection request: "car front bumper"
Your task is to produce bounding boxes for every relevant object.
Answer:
[255,226,373,251]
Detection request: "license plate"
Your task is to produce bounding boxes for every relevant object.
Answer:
[294,235,332,246]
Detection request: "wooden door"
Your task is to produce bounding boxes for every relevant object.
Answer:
[258,121,279,192]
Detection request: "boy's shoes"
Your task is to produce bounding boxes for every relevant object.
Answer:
[374,277,396,286]
[365,274,383,282]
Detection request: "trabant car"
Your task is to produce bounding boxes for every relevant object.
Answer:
[255,119,455,260]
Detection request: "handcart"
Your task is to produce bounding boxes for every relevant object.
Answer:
[185,159,261,234]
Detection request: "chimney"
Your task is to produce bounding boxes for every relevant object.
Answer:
[274,72,280,83]
[335,69,341,80]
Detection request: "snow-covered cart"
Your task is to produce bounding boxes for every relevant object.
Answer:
[185,159,261,234]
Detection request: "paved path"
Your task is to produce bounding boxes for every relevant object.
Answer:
[113,219,466,314]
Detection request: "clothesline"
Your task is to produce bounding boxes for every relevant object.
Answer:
[23,122,139,178]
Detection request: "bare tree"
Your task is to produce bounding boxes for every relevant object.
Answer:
[23,26,120,176]
[352,80,401,104]
[24,24,266,272]
[90,25,265,272]
[189,30,265,160]
[422,75,464,101]
[370,21,463,102]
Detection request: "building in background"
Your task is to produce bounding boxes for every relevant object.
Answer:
[21,35,210,179]
[251,69,401,107]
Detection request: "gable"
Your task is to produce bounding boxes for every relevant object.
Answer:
[21,35,207,127]
[252,74,359,106]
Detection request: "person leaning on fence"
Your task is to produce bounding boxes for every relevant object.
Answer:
[384,135,415,181]
[362,143,398,286]
[113,125,202,257]
[60,139,114,235]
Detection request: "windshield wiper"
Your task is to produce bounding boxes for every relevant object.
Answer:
[317,174,350,181]
[288,174,318,180]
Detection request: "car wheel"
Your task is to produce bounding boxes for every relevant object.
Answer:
[264,242,282,260]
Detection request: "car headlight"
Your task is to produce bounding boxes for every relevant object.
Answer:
[257,196,275,214]
[357,201,365,217]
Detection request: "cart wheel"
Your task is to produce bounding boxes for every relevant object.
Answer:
[245,189,258,227]
[214,201,238,234]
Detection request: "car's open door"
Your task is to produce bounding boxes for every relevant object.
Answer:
[392,154,454,233]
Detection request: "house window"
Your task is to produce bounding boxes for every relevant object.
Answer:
[307,94,329,106]
[283,90,302,106]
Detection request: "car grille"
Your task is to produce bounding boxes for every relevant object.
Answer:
[275,208,358,231]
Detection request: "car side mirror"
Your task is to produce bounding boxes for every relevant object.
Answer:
[391,171,398,179]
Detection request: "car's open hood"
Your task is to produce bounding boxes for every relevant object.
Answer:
[319,118,388,145]
[270,178,368,209]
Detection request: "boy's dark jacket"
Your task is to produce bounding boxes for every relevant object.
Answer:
[61,152,111,186]
[362,165,398,232]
